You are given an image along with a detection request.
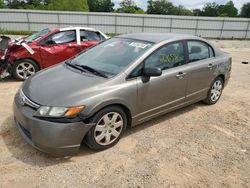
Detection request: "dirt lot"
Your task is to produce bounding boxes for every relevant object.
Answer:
[0,40,249,188]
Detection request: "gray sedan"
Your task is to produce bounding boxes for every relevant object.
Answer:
[13,33,231,156]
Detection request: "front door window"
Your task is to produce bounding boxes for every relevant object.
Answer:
[145,42,185,71]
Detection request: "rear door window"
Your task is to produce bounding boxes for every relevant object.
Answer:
[187,41,214,63]
[80,30,102,41]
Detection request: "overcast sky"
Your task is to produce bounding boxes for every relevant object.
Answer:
[113,0,248,11]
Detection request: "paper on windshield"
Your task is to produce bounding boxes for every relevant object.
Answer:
[129,42,151,49]
[21,43,35,55]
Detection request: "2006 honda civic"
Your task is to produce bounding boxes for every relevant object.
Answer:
[13,33,232,156]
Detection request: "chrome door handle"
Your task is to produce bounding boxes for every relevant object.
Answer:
[175,72,186,79]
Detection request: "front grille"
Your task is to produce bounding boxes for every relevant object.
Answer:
[19,89,40,109]
[19,123,32,141]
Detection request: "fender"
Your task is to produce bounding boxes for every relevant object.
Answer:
[82,98,132,120]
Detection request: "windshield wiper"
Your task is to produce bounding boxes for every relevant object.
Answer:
[65,60,87,73]
[75,64,108,78]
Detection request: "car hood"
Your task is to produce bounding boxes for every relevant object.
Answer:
[7,40,35,53]
[22,64,109,107]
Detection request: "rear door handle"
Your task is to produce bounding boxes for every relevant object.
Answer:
[175,72,186,79]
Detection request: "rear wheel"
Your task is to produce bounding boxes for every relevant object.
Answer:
[12,59,39,81]
[204,77,224,105]
[85,106,127,150]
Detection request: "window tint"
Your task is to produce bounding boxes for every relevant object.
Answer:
[44,30,76,45]
[80,30,102,41]
[144,42,184,71]
[187,41,212,62]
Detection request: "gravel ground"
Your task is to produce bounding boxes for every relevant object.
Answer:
[0,40,249,188]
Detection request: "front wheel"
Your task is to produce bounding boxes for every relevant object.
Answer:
[12,59,39,81]
[204,77,224,105]
[85,106,127,150]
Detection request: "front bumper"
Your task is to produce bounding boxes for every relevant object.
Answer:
[13,95,93,156]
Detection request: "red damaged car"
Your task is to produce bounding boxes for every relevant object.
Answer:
[0,27,108,80]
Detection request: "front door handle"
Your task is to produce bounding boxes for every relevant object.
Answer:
[207,63,214,69]
[175,72,186,79]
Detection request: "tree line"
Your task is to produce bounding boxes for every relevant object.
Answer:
[0,0,249,18]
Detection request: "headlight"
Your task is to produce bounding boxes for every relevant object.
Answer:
[35,105,85,117]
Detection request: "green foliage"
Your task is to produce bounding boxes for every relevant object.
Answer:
[201,2,220,17]
[147,0,192,16]
[240,3,250,18]
[135,9,145,14]
[173,5,193,16]
[116,0,141,14]
[195,1,238,17]
[48,0,89,11]
[5,0,26,9]
[218,1,238,17]
[0,0,6,8]
[42,0,52,6]
[3,0,89,11]
[147,0,174,15]
[193,9,202,16]
[88,0,114,12]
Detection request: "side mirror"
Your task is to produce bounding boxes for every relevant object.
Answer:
[39,40,46,46]
[143,67,162,77]
[142,67,162,82]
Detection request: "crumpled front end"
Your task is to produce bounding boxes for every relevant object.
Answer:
[0,36,11,79]
[0,59,10,79]
[13,89,94,156]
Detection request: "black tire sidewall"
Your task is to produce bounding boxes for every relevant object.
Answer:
[206,77,224,104]
[85,106,127,151]
[12,59,39,81]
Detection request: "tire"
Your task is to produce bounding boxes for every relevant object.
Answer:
[85,106,127,151]
[203,77,224,105]
[12,59,39,81]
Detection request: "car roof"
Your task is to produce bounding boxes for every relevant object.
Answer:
[59,26,99,32]
[49,26,100,32]
[117,33,201,43]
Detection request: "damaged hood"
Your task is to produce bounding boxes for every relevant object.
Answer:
[22,63,108,107]
[7,38,35,55]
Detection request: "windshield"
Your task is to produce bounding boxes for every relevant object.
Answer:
[24,28,51,43]
[70,38,153,77]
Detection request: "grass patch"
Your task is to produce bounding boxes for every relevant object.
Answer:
[0,29,34,36]
[107,33,119,37]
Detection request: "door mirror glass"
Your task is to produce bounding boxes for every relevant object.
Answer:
[143,67,162,77]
